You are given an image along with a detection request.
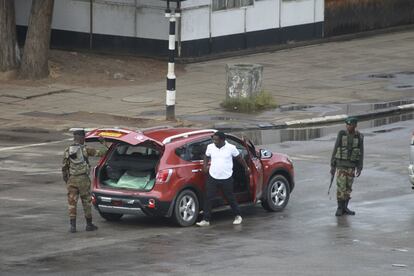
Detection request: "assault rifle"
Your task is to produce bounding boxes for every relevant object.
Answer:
[328,172,335,195]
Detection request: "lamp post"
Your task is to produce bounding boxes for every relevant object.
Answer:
[164,0,183,121]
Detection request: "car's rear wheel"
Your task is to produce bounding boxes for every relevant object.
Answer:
[173,190,199,227]
[99,211,123,221]
[261,175,290,212]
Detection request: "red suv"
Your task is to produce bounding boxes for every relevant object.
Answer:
[86,127,294,226]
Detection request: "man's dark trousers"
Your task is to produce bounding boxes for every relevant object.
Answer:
[203,175,241,221]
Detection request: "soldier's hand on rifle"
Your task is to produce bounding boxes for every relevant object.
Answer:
[355,168,362,177]
[330,166,336,176]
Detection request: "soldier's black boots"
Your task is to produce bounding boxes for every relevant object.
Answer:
[85,218,98,231]
[335,200,345,216]
[344,199,355,216]
[69,219,76,233]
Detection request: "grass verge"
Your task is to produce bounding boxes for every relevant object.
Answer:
[221,91,277,113]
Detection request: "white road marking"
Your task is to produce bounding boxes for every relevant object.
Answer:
[0,196,28,202]
[291,154,323,161]
[0,139,70,152]
[295,178,316,183]
[24,171,61,175]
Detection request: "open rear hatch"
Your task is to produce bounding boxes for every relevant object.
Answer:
[86,128,164,191]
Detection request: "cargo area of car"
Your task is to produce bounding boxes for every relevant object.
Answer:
[98,142,161,191]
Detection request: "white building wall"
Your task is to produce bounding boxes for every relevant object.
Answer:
[246,0,279,32]
[15,0,32,26]
[211,9,245,37]
[315,0,325,23]
[135,6,167,40]
[53,1,96,33]
[15,0,169,40]
[280,0,316,27]
[15,0,324,43]
[181,0,210,8]
[181,6,210,41]
[92,2,136,37]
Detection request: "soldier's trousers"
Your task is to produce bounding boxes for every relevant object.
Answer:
[336,167,355,200]
[66,174,92,219]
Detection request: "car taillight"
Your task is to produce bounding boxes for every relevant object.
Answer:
[148,199,156,208]
[156,169,173,184]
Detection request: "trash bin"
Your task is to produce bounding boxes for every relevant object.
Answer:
[226,64,263,99]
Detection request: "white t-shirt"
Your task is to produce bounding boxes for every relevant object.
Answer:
[205,141,240,180]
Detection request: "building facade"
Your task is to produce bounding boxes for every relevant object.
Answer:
[15,0,324,57]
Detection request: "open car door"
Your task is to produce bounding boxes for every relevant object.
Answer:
[242,136,264,201]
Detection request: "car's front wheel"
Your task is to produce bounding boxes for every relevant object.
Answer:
[99,211,123,221]
[261,175,290,212]
[172,190,199,227]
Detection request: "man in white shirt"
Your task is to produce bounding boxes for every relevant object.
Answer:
[196,131,250,226]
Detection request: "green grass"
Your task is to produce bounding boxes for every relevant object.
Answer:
[221,91,277,113]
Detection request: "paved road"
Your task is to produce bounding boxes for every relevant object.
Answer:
[0,120,413,275]
[1,30,414,131]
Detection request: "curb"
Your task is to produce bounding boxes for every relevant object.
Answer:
[214,103,414,132]
[177,24,414,64]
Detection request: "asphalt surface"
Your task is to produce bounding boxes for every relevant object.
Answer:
[0,119,413,275]
[2,30,414,131]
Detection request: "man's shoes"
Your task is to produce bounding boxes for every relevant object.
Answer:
[85,218,98,231]
[196,220,210,227]
[233,215,243,225]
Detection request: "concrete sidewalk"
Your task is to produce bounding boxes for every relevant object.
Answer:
[1,29,414,132]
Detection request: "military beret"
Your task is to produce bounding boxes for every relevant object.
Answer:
[345,117,358,125]
[72,129,86,136]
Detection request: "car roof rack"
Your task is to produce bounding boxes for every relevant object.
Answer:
[69,127,130,134]
[162,129,217,144]
[137,125,172,132]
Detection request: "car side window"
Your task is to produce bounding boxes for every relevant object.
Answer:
[226,137,248,159]
[176,139,210,161]
[188,139,210,161]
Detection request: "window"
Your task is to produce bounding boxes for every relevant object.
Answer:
[226,137,248,159]
[188,140,210,161]
[176,139,211,161]
[212,0,254,11]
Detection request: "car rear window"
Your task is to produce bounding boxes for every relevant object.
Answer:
[99,143,161,191]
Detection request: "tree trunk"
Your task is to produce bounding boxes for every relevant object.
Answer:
[0,0,19,72]
[19,0,54,79]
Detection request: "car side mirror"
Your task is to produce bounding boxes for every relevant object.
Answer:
[260,149,272,159]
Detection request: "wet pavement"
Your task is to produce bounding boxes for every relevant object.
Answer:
[2,30,414,131]
[2,29,414,275]
[233,110,414,144]
[179,99,414,131]
[0,119,413,275]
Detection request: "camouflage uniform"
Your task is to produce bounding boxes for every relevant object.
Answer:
[336,167,355,200]
[331,120,364,216]
[62,144,106,221]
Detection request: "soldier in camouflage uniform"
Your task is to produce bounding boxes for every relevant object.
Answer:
[330,117,364,216]
[62,129,108,233]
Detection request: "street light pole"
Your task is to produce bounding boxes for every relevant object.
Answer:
[165,0,180,121]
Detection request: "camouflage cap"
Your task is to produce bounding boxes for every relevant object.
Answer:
[345,117,358,125]
[72,128,86,136]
